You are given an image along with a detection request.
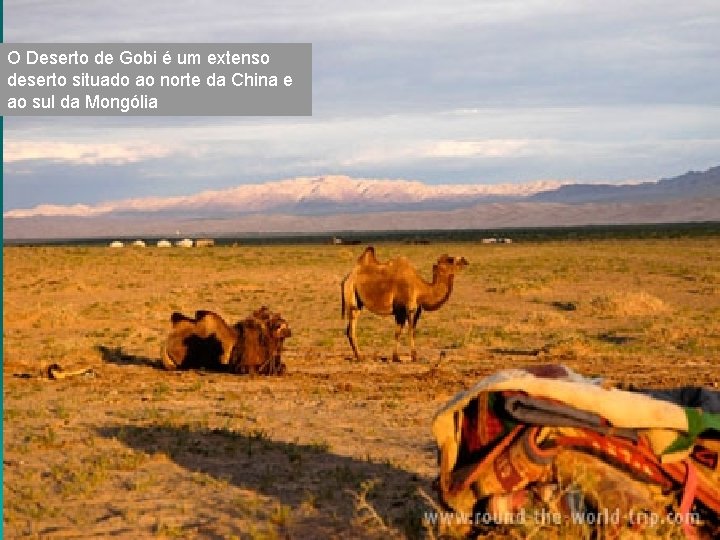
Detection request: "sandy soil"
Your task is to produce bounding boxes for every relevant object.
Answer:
[3,239,719,538]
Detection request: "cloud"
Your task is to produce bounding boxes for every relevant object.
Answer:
[334,138,543,167]
[3,141,172,165]
[425,139,536,158]
[3,2,719,212]
[5,106,720,212]
[6,2,720,114]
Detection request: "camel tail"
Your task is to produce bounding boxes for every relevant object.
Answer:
[340,277,347,319]
[341,275,363,319]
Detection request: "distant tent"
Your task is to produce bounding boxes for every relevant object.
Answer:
[109,241,124,248]
[175,238,194,248]
[131,240,146,247]
[156,240,172,248]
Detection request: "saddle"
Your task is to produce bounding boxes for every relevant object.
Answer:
[432,366,720,538]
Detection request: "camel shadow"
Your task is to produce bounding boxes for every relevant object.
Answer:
[596,332,637,345]
[96,344,164,370]
[97,424,432,537]
[489,347,541,356]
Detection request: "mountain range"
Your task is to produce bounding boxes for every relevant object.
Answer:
[4,166,719,239]
[4,176,567,219]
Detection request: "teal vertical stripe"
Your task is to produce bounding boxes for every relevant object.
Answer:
[1,3,5,536]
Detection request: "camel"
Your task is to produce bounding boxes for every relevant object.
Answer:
[161,307,292,374]
[161,310,239,370]
[341,246,468,362]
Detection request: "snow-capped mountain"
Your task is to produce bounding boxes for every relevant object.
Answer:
[4,168,719,239]
[3,175,566,219]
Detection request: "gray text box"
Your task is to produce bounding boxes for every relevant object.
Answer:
[1,43,311,116]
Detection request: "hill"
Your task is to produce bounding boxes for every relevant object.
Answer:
[4,167,719,239]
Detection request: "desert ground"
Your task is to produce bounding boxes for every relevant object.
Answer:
[3,238,720,538]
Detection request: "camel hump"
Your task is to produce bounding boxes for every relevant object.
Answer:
[357,246,379,265]
[194,309,215,322]
[386,256,415,273]
[240,316,266,340]
[252,306,271,320]
[171,312,194,325]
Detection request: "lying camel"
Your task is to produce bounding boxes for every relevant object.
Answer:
[161,310,239,370]
[341,246,468,362]
[161,307,291,374]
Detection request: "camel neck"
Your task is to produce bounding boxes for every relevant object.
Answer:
[419,272,454,311]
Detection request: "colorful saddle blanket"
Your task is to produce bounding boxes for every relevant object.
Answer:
[432,366,720,538]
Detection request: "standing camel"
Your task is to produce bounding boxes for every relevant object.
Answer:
[341,246,468,362]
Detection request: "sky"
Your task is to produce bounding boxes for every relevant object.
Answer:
[3,0,720,212]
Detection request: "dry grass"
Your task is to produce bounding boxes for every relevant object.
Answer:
[589,291,669,317]
[3,238,720,538]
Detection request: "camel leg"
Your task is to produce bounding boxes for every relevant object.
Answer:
[392,322,404,363]
[392,306,410,363]
[220,347,233,365]
[408,307,422,362]
[346,308,362,361]
[161,346,178,370]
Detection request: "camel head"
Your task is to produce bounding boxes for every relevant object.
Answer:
[434,254,469,275]
[268,314,292,340]
[250,306,292,340]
